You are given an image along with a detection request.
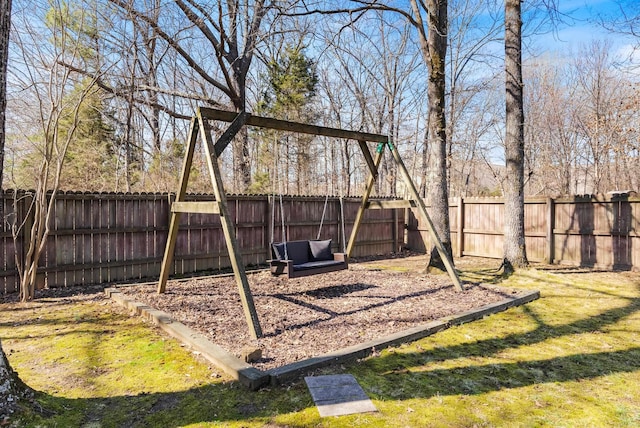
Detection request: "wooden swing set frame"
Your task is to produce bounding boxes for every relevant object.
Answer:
[157,107,463,339]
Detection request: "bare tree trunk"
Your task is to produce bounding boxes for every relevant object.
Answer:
[420,127,429,198]
[0,0,10,194]
[233,122,252,192]
[503,0,528,271]
[343,140,351,196]
[420,0,453,270]
[1,339,34,421]
[124,69,136,193]
[145,0,161,153]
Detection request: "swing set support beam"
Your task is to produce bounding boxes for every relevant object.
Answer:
[346,141,384,257]
[157,110,262,340]
[157,107,464,340]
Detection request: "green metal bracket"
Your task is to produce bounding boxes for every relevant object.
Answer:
[377,139,395,153]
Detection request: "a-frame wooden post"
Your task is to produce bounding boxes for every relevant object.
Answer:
[346,141,385,257]
[157,116,199,294]
[387,139,464,291]
[345,139,463,292]
[157,109,262,339]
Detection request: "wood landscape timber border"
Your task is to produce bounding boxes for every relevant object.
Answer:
[105,286,270,390]
[104,286,540,390]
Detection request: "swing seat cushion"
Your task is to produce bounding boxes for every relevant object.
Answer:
[271,240,333,264]
[270,240,347,277]
[272,241,311,265]
[309,239,333,261]
[293,259,345,271]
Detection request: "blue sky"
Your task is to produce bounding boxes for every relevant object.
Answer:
[533,0,639,61]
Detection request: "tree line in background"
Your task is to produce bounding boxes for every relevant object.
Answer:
[2,0,637,199]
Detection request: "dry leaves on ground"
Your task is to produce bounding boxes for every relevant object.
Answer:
[117,266,519,370]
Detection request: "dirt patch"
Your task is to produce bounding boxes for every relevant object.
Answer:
[115,263,520,371]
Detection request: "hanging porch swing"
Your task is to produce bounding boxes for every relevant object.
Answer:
[268,194,348,278]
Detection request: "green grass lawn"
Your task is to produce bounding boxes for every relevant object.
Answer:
[1,261,639,427]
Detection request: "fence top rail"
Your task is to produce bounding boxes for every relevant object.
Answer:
[4,190,637,204]
[456,196,550,204]
[553,194,640,203]
[454,195,640,204]
[1,191,409,203]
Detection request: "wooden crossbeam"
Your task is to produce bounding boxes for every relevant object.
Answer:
[213,111,248,157]
[199,107,387,143]
[359,140,378,177]
[366,200,416,209]
[171,201,220,214]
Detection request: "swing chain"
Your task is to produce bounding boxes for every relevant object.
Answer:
[316,194,329,240]
[279,194,288,260]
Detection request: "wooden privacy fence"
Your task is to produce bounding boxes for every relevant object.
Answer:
[407,194,639,271]
[0,191,403,294]
[2,192,638,294]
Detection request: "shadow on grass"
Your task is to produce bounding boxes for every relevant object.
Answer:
[21,379,312,428]
[5,294,311,427]
[11,267,640,427]
[369,346,640,400]
[391,271,640,366]
[17,291,640,427]
[358,279,640,402]
[457,264,515,285]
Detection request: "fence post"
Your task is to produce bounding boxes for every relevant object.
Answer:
[456,197,464,258]
[265,195,272,261]
[336,197,343,252]
[393,207,399,252]
[403,206,410,249]
[546,197,555,264]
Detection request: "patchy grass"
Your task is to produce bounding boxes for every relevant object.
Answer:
[1,258,639,427]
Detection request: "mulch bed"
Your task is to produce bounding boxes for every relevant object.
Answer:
[116,265,520,371]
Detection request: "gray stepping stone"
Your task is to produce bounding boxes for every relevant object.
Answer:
[305,374,378,417]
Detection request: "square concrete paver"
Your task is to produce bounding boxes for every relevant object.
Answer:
[305,374,378,417]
